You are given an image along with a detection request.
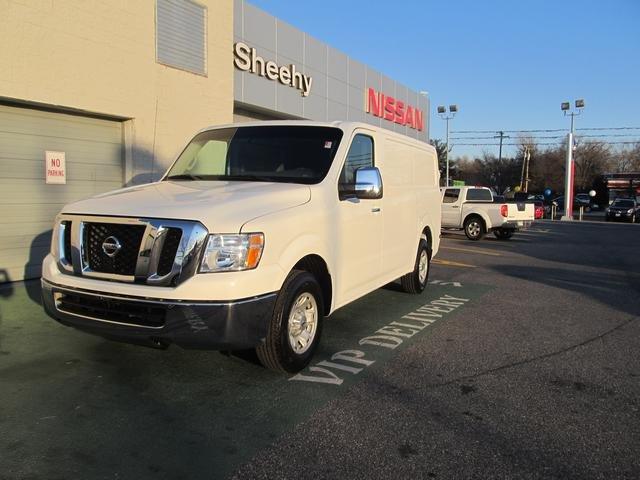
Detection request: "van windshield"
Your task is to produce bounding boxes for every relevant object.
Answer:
[164,126,343,185]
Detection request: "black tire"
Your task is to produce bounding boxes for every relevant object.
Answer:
[256,270,324,373]
[493,228,514,240]
[400,238,431,294]
[464,216,485,241]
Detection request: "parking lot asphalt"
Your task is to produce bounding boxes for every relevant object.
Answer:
[1,220,639,480]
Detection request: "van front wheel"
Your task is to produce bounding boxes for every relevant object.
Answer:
[400,239,431,294]
[256,270,324,373]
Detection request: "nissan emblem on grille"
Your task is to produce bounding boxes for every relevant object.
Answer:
[102,236,122,257]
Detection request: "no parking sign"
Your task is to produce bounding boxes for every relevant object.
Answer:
[45,151,66,184]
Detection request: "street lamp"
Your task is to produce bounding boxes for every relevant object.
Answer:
[560,99,585,221]
[437,104,458,187]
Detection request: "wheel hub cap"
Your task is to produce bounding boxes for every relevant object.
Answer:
[288,293,318,354]
[418,250,428,284]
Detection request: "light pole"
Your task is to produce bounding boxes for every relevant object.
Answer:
[437,104,458,187]
[560,99,585,221]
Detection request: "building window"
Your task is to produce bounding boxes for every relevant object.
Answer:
[156,0,207,75]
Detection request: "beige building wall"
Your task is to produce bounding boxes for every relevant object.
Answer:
[0,0,234,184]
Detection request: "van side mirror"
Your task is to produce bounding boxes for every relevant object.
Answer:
[354,167,383,199]
[339,167,383,200]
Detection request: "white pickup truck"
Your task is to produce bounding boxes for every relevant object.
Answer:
[42,121,441,373]
[441,186,534,240]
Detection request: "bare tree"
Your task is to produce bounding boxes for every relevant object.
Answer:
[573,140,612,191]
[528,144,565,194]
[466,152,521,194]
[612,142,640,173]
[430,139,459,185]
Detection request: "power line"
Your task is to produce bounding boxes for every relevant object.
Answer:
[580,134,640,138]
[451,126,640,134]
[452,129,565,134]
[452,141,640,146]
[578,127,640,131]
[451,133,640,141]
[451,135,565,140]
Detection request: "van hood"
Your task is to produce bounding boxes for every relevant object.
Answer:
[62,180,312,232]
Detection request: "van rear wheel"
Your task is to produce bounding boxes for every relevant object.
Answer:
[256,270,324,373]
[400,239,431,294]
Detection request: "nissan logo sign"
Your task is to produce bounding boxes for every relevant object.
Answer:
[102,236,122,257]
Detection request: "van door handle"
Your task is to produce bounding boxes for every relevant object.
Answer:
[452,205,459,208]
[371,207,381,213]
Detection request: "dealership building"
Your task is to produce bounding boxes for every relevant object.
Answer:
[0,0,430,283]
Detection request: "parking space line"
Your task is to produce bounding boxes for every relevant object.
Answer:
[432,258,477,268]
[440,246,502,256]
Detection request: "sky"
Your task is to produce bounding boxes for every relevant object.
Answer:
[249,0,640,159]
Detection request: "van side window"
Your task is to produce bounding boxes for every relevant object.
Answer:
[339,134,374,189]
[443,189,459,203]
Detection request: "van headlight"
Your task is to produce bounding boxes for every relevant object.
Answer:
[199,233,264,272]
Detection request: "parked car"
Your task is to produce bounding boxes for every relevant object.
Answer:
[605,198,639,223]
[553,194,591,212]
[533,200,544,219]
[41,121,442,373]
[441,186,534,240]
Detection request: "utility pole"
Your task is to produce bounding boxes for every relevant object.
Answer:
[437,104,458,187]
[560,99,585,221]
[518,146,532,192]
[520,146,529,191]
[494,131,510,162]
[524,147,531,192]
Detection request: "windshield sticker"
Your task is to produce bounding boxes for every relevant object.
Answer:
[324,141,333,149]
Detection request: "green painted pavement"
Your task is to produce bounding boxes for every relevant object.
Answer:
[0,280,491,479]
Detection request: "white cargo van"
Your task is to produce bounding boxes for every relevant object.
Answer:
[42,121,441,372]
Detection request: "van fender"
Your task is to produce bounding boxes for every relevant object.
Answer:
[275,234,335,301]
[417,211,440,254]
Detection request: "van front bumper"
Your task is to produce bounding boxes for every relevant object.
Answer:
[42,279,276,350]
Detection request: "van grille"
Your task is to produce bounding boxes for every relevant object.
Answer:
[85,223,146,276]
[157,228,182,276]
[55,215,208,287]
[63,221,73,266]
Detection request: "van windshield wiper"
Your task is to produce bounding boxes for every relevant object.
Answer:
[221,175,277,182]
[165,174,204,181]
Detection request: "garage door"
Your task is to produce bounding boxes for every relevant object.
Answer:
[0,104,124,283]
